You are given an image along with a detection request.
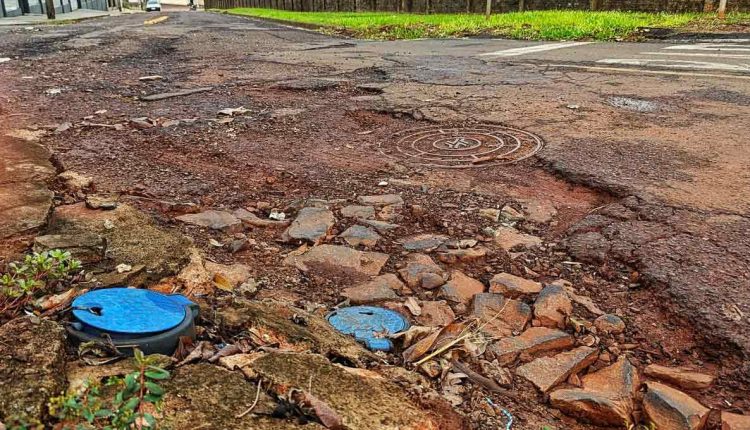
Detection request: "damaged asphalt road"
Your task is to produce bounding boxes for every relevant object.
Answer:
[0,10,749,430]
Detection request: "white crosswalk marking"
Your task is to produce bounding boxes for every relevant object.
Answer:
[596,58,750,72]
[479,41,593,57]
[664,44,750,52]
[642,52,750,59]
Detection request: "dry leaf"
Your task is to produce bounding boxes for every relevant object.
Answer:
[404,297,421,316]
[176,341,215,367]
[392,325,434,349]
[293,391,345,429]
[213,273,234,291]
[403,328,442,363]
[208,343,241,363]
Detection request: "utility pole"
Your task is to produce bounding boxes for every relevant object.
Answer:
[718,0,727,19]
[485,0,491,19]
[45,0,55,19]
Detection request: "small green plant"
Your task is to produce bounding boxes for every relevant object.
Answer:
[48,349,170,430]
[0,250,82,320]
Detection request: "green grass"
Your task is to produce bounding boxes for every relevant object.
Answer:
[223,8,750,41]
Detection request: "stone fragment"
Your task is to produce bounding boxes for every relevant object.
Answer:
[501,205,524,222]
[519,199,558,224]
[437,246,488,264]
[162,364,308,430]
[362,219,400,233]
[565,231,611,264]
[85,194,119,210]
[0,317,66,423]
[377,204,400,221]
[490,273,543,297]
[205,261,251,292]
[33,233,106,264]
[251,352,459,429]
[438,271,485,305]
[342,274,401,304]
[492,227,543,251]
[488,327,574,365]
[357,194,404,206]
[233,208,290,228]
[516,346,598,392]
[398,254,446,290]
[176,210,242,233]
[479,208,501,222]
[594,314,627,335]
[399,233,449,251]
[533,285,573,329]
[415,301,455,327]
[643,381,710,430]
[722,412,750,430]
[341,205,375,219]
[217,300,374,365]
[283,244,388,280]
[339,225,381,247]
[550,357,640,426]
[57,170,93,191]
[471,293,531,337]
[644,365,715,391]
[130,117,155,129]
[283,207,335,243]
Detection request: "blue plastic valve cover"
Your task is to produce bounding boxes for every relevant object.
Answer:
[72,288,192,335]
[326,306,409,351]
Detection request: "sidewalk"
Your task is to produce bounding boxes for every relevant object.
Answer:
[0,8,141,26]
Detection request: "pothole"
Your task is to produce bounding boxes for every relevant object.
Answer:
[379,124,544,169]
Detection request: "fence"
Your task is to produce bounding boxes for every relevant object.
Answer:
[204,0,750,12]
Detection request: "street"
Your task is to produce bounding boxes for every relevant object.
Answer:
[1,10,749,429]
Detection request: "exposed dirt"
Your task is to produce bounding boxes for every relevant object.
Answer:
[1,11,748,430]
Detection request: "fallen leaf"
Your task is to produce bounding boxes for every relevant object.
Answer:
[403,328,442,363]
[218,106,250,116]
[213,273,234,291]
[404,297,421,316]
[293,391,344,429]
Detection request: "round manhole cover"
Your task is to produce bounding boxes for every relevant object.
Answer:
[379,124,544,169]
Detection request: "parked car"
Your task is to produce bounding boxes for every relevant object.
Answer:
[145,0,161,11]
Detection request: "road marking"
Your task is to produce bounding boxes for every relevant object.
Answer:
[549,64,750,80]
[479,41,593,57]
[642,51,750,60]
[596,58,750,72]
[664,44,750,52]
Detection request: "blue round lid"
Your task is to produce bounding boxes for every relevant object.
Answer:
[72,288,188,335]
[327,306,409,351]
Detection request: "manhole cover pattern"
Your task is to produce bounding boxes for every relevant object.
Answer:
[380,125,544,169]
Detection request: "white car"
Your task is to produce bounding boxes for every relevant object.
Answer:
[145,0,161,12]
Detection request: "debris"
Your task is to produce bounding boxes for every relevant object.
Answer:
[452,360,507,393]
[643,382,710,430]
[488,327,574,365]
[593,314,626,335]
[175,210,242,233]
[0,57,10,63]
[85,194,119,210]
[327,305,409,351]
[566,104,580,110]
[479,208,501,222]
[218,106,251,116]
[45,88,62,96]
[233,208,290,228]
[268,210,286,221]
[415,300,455,327]
[130,117,155,129]
[282,207,335,243]
[139,87,212,102]
[378,180,389,187]
[439,271,485,305]
[341,274,401,304]
[399,253,446,290]
[115,263,132,273]
[437,246,488,264]
[471,293,531,338]
[486,398,514,430]
[54,122,72,133]
[205,261,251,292]
[490,273,542,298]
[533,285,573,329]
[516,346,598,392]
[643,364,715,391]
[500,205,524,223]
[138,75,164,81]
[57,170,93,191]
[144,15,169,25]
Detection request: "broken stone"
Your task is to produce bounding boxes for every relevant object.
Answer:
[398,254,446,290]
[519,199,558,224]
[533,285,573,329]
[342,274,401,304]
[282,207,335,243]
[377,204,400,221]
[516,346,598,392]
[54,122,72,133]
[479,208,501,222]
[138,75,164,81]
[722,412,750,430]
[339,225,381,247]
[492,227,543,251]
[437,246,488,264]
[85,194,119,210]
[273,78,341,91]
[362,219,400,233]
[594,314,626,335]
[415,301,455,327]
[565,231,611,264]
[489,273,543,298]
[162,363,305,429]
[139,87,212,101]
[643,381,710,430]
[644,364,715,391]
[501,205,524,222]
[48,203,192,286]
[233,208,290,228]
[57,170,93,191]
[340,205,375,219]
[218,300,374,365]
[438,271,485,305]
[550,357,640,426]
[399,233,449,251]
[33,233,106,264]
[0,317,66,423]
[205,261,251,292]
[217,106,250,116]
[357,194,404,206]
[488,327,575,365]
[176,210,242,233]
[130,117,155,129]
[283,244,388,280]
[471,293,531,338]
